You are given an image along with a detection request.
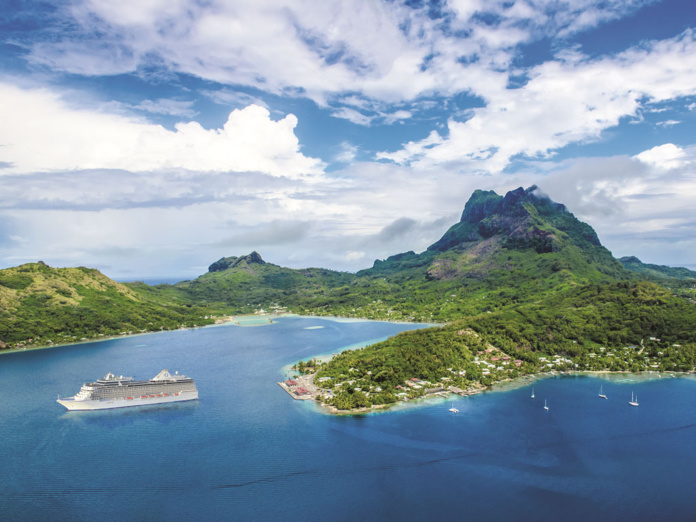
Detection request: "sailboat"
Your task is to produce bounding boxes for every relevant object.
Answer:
[449,403,459,413]
[598,386,607,399]
[543,399,549,411]
[629,392,639,407]
[531,388,535,399]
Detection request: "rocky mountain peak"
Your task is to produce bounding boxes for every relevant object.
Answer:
[208,251,266,273]
[429,186,591,253]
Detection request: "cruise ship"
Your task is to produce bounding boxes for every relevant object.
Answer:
[57,369,198,411]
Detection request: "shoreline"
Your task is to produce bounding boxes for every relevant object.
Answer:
[0,313,436,356]
[284,368,695,416]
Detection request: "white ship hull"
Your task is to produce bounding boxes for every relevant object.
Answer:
[57,389,198,411]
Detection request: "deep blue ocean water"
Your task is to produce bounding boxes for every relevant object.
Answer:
[2,316,696,521]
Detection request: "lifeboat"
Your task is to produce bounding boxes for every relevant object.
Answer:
[126,397,134,400]
[156,394,162,397]
[141,395,147,399]
[149,395,155,398]
[163,394,169,397]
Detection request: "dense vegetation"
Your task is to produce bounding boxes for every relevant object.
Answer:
[0,262,217,349]
[315,281,696,410]
[620,255,696,280]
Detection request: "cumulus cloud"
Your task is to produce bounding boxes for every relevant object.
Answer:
[24,0,654,107]
[634,143,688,170]
[379,30,696,173]
[0,156,478,276]
[2,144,694,277]
[0,83,324,178]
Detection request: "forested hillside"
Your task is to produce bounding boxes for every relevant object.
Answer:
[0,262,216,349]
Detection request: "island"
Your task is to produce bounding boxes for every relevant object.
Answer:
[3,187,695,412]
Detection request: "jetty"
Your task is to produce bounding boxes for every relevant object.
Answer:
[277,373,320,401]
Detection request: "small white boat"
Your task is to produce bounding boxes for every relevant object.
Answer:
[598,386,607,399]
[449,403,459,413]
[629,392,639,407]
[531,388,535,399]
[543,399,549,411]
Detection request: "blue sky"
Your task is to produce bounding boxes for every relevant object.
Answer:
[1,0,696,279]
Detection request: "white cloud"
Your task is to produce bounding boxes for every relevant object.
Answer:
[378,30,696,173]
[655,119,681,128]
[26,0,655,108]
[383,110,412,125]
[0,82,324,178]
[0,156,482,276]
[376,131,444,165]
[331,107,374,126]
[634,143,688,170]
[201,89,269,110]
[2,144,695,277]
[5,0,696,277]
[130,98,197,118]
[330,106,413,127]
[335,143,359,164]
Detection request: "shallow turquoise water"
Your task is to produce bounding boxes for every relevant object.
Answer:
[1,316,695,521]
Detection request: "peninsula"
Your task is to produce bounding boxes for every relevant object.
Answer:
[276,187,696,413]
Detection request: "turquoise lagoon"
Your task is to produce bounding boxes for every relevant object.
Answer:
[2,316,696,521]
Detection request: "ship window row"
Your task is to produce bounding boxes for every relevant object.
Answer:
[92,383,195,398]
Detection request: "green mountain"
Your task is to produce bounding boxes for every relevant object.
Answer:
[0,261,216,349]
[178,186,630,322]
[362,185,626,293]
[619,256,696,280]
[165,252,355,313]
[290,187,696,410]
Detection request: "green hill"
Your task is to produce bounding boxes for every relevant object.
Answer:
[313,279,696,410]
[620,256,696,280]
[164,252,356,313]
[0,262,216,350]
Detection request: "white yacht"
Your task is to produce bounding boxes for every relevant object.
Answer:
[629,392,639,407]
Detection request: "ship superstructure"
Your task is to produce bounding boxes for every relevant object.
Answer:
[57,369,198,411]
